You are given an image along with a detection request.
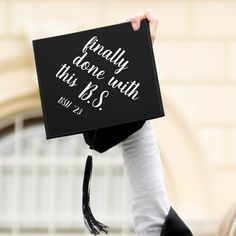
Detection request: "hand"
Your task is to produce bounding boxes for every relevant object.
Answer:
[117,10,158,44]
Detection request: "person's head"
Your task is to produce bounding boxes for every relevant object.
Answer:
[218,203,236,236]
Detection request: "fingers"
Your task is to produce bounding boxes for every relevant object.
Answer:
[116,10,158,43]
[145,10,158,43]
[116,12,145,30]
[130,12,146,31]
[130,10,158,43]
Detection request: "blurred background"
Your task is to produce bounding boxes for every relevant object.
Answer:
[0,0,236,235]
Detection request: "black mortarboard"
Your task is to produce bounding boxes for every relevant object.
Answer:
[32,19,165,235]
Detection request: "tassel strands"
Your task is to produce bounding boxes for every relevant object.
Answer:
[82,129,109,235]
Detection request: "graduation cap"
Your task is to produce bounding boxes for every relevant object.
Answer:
[32,19,165,235]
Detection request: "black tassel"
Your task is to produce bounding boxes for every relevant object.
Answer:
[82,152,109,235]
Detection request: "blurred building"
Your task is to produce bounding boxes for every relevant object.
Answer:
[0,1,236,236]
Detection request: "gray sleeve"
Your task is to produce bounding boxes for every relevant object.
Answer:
[121,120,170,236]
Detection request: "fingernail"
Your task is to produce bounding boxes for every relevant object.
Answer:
[132,22,138,31]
